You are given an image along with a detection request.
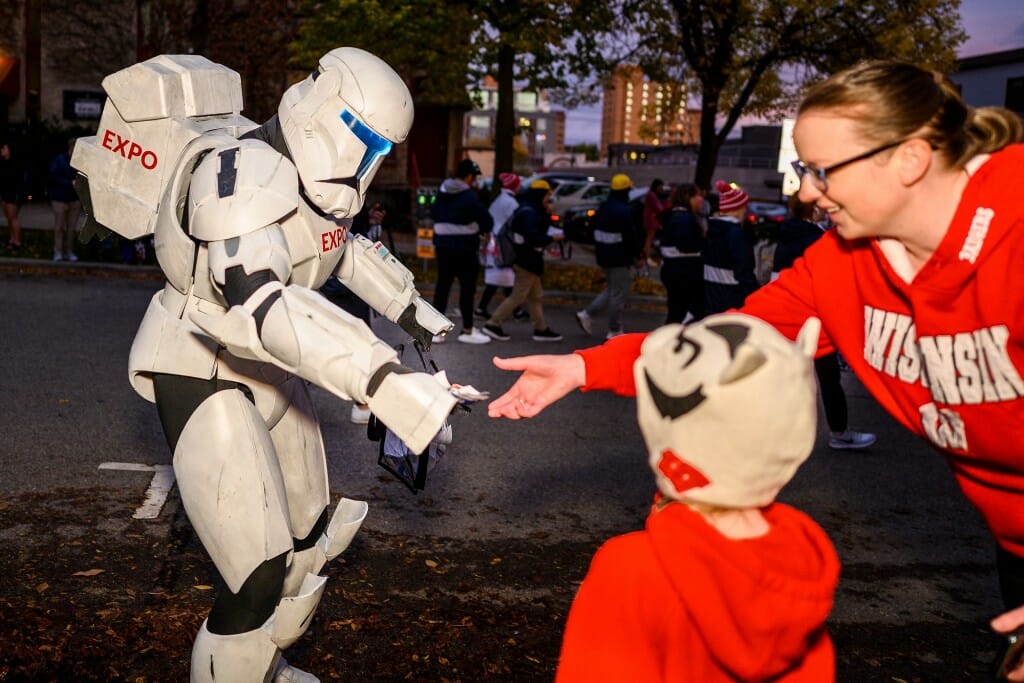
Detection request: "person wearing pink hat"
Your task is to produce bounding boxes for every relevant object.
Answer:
[702,180,758,314]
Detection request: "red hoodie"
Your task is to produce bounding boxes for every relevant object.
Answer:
[557,502,840,682]
[578,144,1024,557]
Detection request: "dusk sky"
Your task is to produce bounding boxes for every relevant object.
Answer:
[563,0,1024,145]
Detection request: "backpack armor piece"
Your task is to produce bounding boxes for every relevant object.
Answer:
[71,54,254,239]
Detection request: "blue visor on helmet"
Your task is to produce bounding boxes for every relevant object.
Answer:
[340,109,393,179]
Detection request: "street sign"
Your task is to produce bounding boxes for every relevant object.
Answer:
[416,227,435,259]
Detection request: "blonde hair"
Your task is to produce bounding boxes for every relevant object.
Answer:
[799,60,1022,169]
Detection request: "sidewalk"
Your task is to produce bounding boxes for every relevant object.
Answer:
[0,201,667,311]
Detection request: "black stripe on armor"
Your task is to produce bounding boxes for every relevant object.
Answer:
[367,362,413,398]
[217,147,240,198]
[222,266,280,335]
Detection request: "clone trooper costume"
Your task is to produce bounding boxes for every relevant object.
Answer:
[72,48,456,682]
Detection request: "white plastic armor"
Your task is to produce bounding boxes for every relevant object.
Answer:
[70,55,253,239]
[191,571,326,682]
[278,47,413,218]
[73,48,452,683]
[335,234,453,345]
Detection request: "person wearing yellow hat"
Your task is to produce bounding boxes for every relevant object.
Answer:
[575,173,643,340]
[482,179,565,342]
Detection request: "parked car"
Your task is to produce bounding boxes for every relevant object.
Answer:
[519,172,595,193]
[549,179,611,218]
[556,186,648,244]
[746,201,789,241]
[748,201,788,225]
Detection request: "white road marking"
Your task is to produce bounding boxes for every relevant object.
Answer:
[99,462,176,520]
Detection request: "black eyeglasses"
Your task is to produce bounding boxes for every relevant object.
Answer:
[791,138,908,192]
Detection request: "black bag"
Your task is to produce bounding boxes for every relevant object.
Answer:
[367,342,452,494]
[493,219,518,268]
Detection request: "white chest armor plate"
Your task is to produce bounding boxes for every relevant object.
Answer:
[129,137,354,403]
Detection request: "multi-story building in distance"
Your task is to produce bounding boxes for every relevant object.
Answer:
[463,75,566,166]
[600,65,700,159]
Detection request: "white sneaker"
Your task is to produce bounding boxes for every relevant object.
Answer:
[575,310,592,336]
[828,430,876,450]
[66,253,79,262]
[458,327,491,344]
[52,253,63,262]
[350,404,371,425]
[606,328,625,340]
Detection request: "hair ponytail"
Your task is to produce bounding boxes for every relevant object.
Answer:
[957,106,1023,166]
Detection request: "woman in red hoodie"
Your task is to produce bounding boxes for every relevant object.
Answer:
[488,60,1024,679]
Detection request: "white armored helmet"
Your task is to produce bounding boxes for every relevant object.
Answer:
[634,313,821,509]
[278,47,413,218]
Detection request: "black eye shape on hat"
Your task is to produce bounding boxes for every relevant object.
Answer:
[648,321,753,419]
[645,370,706,420]
[706,323,750,357]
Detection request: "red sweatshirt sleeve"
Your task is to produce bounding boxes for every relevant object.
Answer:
[742,241,834,356]
[575,242,834,395]
[575,333,646,396]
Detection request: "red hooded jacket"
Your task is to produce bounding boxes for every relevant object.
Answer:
[557,502,840,682]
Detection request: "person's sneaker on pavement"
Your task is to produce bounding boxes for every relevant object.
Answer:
[482,324,511,341]
[575,310,592,336]
[828,429,876,450]
[474,307,489,320]
[458,327,491,344]
[513,308,529,321]
[606,327,624,340]
[533,328,563,342]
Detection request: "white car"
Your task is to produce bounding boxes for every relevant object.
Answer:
[548,179,612,218]
[519,172,595,193]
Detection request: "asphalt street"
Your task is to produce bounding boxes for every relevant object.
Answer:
[0,266,1006,679]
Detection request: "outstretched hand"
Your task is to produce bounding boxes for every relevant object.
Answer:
[488,353,586,419]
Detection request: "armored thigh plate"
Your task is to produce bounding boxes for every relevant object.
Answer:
[173,388,294,594]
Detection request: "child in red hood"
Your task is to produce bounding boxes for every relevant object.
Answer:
[557,313,840,682]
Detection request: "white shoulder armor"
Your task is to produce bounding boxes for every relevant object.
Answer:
[70,54,256,239]
[189,140,299,242]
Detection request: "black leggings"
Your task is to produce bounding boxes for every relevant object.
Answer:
[660,261,704,325]
[432,247,480,327]
[998,545,1024,609]
[814,353,848,433]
